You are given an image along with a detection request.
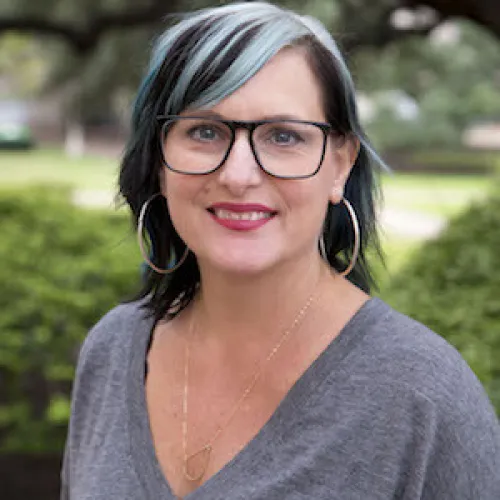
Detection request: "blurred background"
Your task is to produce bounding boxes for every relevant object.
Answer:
[0,0,499,498]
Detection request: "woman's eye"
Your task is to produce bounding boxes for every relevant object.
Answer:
[191,127,217,141]
[189,126,219,141]
[270,130,302,145]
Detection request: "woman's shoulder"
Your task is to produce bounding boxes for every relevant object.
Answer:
[354,297,497,423]
[360,299,480,387]
[327,297,500,496]
[76,300,154,376]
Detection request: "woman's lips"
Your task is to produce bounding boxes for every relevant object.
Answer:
[208,203,277,231]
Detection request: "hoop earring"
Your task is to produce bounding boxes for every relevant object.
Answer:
[137,193,189,274]
[319,197,360,277]
[319,234,327,261]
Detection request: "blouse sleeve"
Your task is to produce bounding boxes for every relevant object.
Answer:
[420,373,500,499]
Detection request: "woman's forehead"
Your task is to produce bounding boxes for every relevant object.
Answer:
[188,48,326,122]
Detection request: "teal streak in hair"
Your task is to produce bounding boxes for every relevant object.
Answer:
[176,20,310,112]
[132,15,204,128]
[190,21,262,87]
[165,5,307,113]
[165,18,263,113]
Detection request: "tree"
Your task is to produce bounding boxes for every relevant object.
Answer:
[0,0,207,154]
[354,20,500,150]
[0,1,499,53]
[407,0,500,41]
[0,0,183,55]
[334,0,500,51]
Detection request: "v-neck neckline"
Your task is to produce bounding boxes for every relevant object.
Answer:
[127,297,384,499]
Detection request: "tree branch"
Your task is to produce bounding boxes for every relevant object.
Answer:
[0,1,182,54]
[337,2,443,54]
[341,20,442,54]
[0,0,499,56]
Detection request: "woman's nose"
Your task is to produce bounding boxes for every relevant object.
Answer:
[216,130,262,194]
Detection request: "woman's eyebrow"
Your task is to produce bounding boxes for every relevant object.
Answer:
[180,110,311,121]
[180,109,223,119]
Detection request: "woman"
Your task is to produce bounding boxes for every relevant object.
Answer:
[61,3,500,499]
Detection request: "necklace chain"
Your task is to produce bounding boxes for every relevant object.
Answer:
[182,285,319,483]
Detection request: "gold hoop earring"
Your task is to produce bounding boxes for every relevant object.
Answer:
[319,197,360,277]
[319,234,327,261]
[137,193,189,274]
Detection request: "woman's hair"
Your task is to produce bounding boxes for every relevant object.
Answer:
[119,1,385,321]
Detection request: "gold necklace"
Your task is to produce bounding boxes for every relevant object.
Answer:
[182,285,319,483]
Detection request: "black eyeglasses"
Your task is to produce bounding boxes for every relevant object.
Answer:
[157,115,344,179]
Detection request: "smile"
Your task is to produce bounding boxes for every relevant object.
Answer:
[207,205,277,231]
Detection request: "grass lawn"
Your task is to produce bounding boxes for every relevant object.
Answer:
[0,148,118,191]
[381,172,494,217]
[379,172,495,281]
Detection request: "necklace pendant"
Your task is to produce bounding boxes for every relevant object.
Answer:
[184,444,212,482]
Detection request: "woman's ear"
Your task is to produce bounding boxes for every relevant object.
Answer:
[329,135,360,205]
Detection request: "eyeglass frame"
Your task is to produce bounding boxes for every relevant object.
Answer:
[156,114,344,180]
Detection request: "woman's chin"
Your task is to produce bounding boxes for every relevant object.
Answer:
[197,250,282,277]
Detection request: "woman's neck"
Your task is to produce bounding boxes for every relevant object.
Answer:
[192,252,330,349]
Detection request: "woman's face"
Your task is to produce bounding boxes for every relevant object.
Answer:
[161,47,357,276]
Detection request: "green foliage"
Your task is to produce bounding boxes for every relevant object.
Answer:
[383,192,500,413]
[357,21,500,151]
[0,186,141,452]
[0,34,48,97]
[366,107,460,151]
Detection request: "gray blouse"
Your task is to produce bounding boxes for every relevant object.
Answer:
[61,297,500,499]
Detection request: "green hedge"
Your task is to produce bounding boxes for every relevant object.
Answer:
[383,192,500,413]
[409,150,500,174]
[384,149,500,175]
[0,187,141,452]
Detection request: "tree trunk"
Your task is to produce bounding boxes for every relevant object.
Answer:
[64,119,86,158]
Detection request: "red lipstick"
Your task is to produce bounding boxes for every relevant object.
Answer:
[208,203,276,231]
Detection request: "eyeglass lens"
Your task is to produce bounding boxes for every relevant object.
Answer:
[161,117,326,178]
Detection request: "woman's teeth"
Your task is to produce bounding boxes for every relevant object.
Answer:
[213,209,273,221]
